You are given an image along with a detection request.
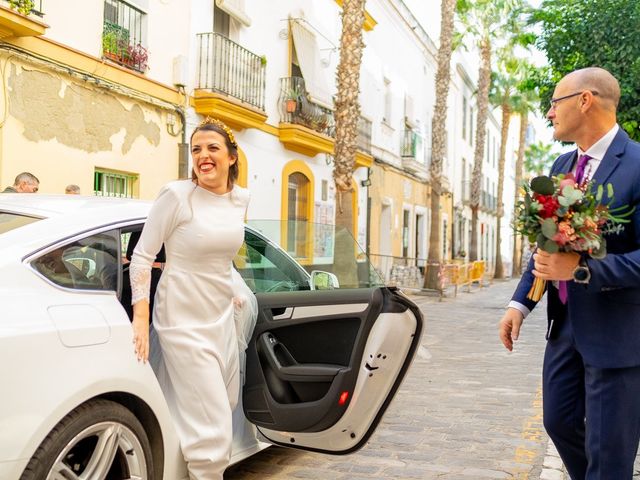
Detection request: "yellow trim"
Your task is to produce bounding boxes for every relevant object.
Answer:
[355,151,373,168]
[193,91,268,131]
[4,35,181,105]
[278,123,334,157]
[0,5,47,38]
[256,123,280,136]
[281,160,315,262]
[333,0,377,31]
[237,148,248,188]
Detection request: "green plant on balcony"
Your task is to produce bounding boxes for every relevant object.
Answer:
[102,22,130,63]
[284,85,303,113]
[8,0,34,15]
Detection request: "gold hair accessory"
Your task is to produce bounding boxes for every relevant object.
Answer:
[198,116,238,148]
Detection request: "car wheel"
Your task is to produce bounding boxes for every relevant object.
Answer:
[20,398,154,480]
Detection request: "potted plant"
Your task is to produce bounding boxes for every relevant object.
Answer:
[284,85,302,113]
[126,43,149,72]
[8,0,34,15]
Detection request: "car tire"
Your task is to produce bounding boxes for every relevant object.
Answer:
[20,398,155,480]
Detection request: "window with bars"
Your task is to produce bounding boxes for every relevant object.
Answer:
[94,169,138,198]
[102,0,148,72]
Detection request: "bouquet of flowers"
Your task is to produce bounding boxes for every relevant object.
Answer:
[514,173,633,301]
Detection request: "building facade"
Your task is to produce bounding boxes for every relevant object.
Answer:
[0,0,533,276]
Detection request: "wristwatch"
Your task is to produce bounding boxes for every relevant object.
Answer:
[573,257,591,284]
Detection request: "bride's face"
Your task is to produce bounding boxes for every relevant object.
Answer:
[191,130,236,194]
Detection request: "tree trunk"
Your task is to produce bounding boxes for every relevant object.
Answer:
[469,36,492,262]
[512,113,528,276]
[333,0,366,288]
[424,0,456,290]
[493,102,511,279]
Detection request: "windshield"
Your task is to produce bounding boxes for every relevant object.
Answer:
[246,220,384,289]
[0,212,42,234]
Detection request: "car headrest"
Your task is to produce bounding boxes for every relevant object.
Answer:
[126,231,166,263]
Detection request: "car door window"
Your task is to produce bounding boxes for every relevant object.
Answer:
[235,229,310,293]
[31,231,119,291]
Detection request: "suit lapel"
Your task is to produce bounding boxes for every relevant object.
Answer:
[591,128,627,186]
[555,151,577,175]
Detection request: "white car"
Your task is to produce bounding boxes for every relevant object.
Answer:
[0,194,423,480]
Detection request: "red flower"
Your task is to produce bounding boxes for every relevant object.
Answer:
[534,193,560,219]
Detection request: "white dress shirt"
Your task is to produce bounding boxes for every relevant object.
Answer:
[507,124,620,318]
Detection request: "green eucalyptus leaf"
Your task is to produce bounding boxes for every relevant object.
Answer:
[541,218,557,239]
[596,184,603,202]
[536,233,547,246]
[531,176,555,195]
[607,183,614,198]
[543,239,559,253]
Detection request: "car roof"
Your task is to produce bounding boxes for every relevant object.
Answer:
[0,195,152,256]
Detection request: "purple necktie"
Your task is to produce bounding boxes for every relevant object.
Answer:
[574,154,591,184]
[559,154,592,304]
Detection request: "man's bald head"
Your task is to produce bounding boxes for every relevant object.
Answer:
[562,67,620,111]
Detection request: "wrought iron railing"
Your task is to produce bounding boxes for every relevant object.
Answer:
[102,0,147,72]
[357,116,372,155]
[401,128,417,159]
[31,0,43,16]
[196,33,266,111]
[278,76,334,137]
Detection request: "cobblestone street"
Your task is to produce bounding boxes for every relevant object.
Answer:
[226,279,562,479]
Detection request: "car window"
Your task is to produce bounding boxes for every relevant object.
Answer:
[0,212,41,234]
[31,230,119,291]
[235,229,310,293]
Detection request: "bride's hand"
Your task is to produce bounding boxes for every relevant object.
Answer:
[132,302,150,363]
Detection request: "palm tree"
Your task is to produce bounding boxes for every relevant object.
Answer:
[457,0,524,262]
[424,0,457,290]
[510,69,539,276]
[489,55,533,279]
[333,0,367,287]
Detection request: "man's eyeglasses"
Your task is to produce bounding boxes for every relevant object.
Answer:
[549,90,598,110]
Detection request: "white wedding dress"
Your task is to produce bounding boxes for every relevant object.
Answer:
[131,180,250,480]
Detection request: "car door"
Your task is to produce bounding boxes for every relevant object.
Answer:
[238,226,424,454]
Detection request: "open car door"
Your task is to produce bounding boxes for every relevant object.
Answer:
[242,285,423,453]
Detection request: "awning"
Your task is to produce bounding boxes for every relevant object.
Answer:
[290,19,334,110]
[215,0,251,27]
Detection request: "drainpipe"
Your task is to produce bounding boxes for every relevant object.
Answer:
[176,106,189,179]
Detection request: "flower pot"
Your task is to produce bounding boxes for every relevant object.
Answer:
[285,99,297,113]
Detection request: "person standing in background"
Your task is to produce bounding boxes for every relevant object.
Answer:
[2,172,39,193]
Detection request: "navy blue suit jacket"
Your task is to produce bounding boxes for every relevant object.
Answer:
[512,128,640,368]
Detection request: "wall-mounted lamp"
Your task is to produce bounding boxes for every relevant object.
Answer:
[325,154,334,166]
[166,112,180,137]
[360,178,371,187]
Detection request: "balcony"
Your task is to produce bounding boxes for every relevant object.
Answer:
[278,76,335,157]
[102,1,147,73]
[355,116,373,167]
[401,128,427,175]
[194,32,267,131]
[0,0,46,38]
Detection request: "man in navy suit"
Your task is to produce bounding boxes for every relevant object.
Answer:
[499,67,640,479]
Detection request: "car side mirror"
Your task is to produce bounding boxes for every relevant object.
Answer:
[309,270,339,290]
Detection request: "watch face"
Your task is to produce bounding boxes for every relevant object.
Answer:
[574,267,589,281]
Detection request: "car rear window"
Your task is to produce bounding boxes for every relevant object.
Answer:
[0,212,42,234]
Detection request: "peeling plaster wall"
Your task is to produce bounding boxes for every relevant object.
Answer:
[0,60,178,198]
